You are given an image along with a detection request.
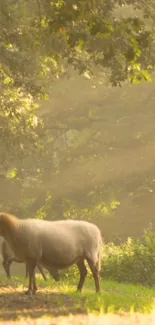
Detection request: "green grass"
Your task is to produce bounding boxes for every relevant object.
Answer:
[0,275,155,319]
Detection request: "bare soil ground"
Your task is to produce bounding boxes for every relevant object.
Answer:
[0,286,86,321]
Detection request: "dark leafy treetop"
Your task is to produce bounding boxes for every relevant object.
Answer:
[46,0,155,86]
[1,0,155,90]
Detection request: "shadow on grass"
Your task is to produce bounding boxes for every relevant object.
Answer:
[0,290,87,321]
[0,278,155,321]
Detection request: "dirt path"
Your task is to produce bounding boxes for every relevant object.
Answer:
[0,286,86,321]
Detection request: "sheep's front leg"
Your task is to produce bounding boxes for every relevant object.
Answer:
[25,262,36,295]
[32,271,38,293]
[25,263,28,278]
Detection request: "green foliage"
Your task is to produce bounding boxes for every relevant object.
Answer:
[42,0,155,85]
[0,65,43,171]
[1,0,155,92]
[35,194,53,220]
[62,196,120,220]
[1,0,155,241]
[101,225,155,286]
[6,168,18,179]
[1,0,155,164]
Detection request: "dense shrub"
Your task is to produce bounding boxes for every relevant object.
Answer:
[101,226,155,286]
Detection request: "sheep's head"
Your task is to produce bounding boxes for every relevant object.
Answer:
[0,212,18,236]
[0,213,8,235]
[49,268,60,282]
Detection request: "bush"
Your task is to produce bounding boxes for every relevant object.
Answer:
[101,225,155,286]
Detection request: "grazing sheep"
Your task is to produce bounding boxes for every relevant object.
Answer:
[1,238,47,280]
[0,213,102,295]
[1,238,60,282]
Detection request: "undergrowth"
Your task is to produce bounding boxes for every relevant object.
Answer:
[100,225,155,286]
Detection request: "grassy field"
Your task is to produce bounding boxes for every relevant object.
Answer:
[0,274,155,324]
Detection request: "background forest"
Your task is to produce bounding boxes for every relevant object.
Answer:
[1,0,155,243]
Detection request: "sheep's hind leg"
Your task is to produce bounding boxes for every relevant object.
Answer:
[76,260,87,292]
[87,258,100,293]
[25,262,36,295]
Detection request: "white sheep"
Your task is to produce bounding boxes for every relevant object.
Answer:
[1,238,48,280]
[0,213,102,294]
[1,238,60,282]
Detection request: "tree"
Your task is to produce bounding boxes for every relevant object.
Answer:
[1,0,155,239]
[39,0,155,85]
[1,0,155,92]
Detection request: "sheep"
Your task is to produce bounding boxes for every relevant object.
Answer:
[0,213,102,295]
[1,238,60,282]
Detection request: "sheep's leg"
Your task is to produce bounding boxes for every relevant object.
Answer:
[37,264,47,281]
[76,260,87,292]
[32,272,38,293]
[25,262,36,295]
[87,258,100,293]
[3,260,11,278]
[25,263,29,278]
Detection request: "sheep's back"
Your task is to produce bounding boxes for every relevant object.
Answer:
[11,219,102,268]
[28,219,102,268]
